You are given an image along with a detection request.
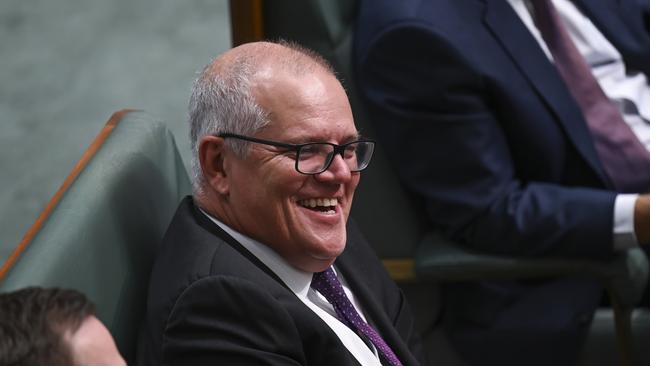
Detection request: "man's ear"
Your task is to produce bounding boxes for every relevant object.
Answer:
[198,135,230,195]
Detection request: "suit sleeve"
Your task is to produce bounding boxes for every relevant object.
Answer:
[356,22,616,259]
[161,276,305,365]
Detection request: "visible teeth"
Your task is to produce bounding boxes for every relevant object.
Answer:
[299,198,338,208]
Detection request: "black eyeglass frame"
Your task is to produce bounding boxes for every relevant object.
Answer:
[218,132,375,175]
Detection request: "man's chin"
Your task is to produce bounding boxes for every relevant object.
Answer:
[305,258,338,273]
[293,240,344,271]
[310,239,346,262]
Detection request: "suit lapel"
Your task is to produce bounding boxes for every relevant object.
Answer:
[481,0,612,186]
[190,199,363,365]
[189,200,290,290]
[335,240,420,366]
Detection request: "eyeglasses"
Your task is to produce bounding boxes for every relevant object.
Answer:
[218,133,375,175]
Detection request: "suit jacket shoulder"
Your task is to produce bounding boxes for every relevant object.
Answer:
[138,196,423,366]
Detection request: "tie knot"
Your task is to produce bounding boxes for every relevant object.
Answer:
[311,267,345,299]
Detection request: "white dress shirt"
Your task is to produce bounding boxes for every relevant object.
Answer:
[507,0,650,249]
[201,210,382,366]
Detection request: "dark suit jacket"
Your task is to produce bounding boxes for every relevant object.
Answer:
[137,196,424,366]
[354,0,650,364]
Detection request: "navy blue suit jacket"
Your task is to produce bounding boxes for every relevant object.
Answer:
[355,0,650,364]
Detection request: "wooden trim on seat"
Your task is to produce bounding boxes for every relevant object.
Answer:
[382,259,416,282]
[0,109,136,282]
[229,0,265,46]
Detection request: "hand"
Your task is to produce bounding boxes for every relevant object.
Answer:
[635,194,650,245]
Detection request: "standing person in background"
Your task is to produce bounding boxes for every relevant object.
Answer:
[355,0,650,365]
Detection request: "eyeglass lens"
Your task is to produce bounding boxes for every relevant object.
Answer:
[296,142,374,174]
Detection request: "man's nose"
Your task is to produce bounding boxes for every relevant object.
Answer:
[315,153,352,182]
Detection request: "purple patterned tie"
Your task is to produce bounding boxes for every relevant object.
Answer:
[531,0,650,192]
[311,267,403,366]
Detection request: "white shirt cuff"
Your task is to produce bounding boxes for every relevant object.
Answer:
[613,193,640,250]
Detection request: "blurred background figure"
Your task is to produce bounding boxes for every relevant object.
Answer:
[0,287,126,366]
[355,0,650,365]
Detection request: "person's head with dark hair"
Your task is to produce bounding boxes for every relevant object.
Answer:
[0,287,125,366]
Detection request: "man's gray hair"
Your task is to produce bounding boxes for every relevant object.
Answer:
[188,41,336,197]
[188,60,269,197]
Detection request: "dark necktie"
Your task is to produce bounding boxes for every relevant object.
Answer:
[311,267,404,366]
[531,0,650,192]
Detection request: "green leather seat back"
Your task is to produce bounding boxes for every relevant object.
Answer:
[0,110,191,362]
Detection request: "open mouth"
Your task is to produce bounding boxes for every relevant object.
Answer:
[297,198,338,214]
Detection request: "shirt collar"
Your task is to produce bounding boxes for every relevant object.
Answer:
[199,209,313,298]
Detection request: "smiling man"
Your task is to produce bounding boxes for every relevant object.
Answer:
[137,41,425,366]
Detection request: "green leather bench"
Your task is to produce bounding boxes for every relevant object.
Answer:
[0,110,191,362]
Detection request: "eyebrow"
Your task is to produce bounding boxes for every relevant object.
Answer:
[285,131,363,145]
